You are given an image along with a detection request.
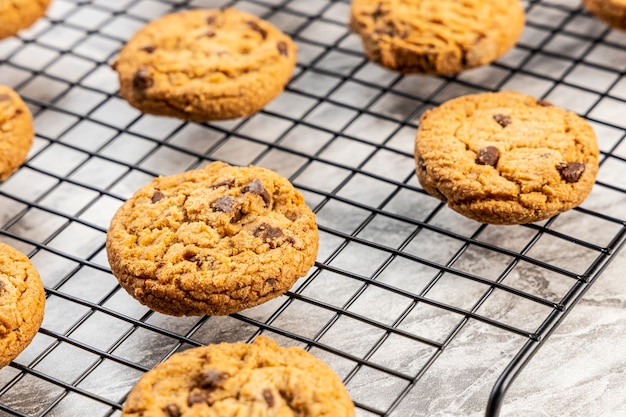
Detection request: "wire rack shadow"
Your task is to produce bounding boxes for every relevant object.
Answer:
[1,0,626,416]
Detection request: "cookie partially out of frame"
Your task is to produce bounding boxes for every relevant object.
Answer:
[414,91,599,225]
[113,8,297,122]
[0,85,34,182]
[583,0,626,30]
[349,0,525,74]
[106,161,319,316]
[121,336,356,417]
[0,0,50,40]
[0,242,46,369]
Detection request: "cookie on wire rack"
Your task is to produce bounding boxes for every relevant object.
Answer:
[414,91,599,225]
[0,0,51,39]
[106,161,319,316]
[0,85,34,182]
[112,8,297,122]
[120,336,356,417]
[349,0,525,74]
[0,242,46,369]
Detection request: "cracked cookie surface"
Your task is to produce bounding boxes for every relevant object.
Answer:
[583,0,626,30]
[113,8,297,122]
[414,91,599,225]
[0,85,33,181]
[0,0,50,39]
[106,162,318,316]
[0,242,46,369]
[121,336,355,417]
[349,0,525,74]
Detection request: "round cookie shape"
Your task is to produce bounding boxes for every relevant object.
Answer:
[106,162,319,316]
[414,91,599,225]
[121,336,355,417]
[0,242,46,369]
[0,85,34,181]
[349,0,525,74]
[0,0,50,39]
[113,8,297,122]
[583,0,626,30]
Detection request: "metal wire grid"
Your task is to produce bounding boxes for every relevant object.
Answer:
[0,0,625,416]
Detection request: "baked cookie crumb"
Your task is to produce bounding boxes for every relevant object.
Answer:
[414,91,599,225]
[0,85,34,182]
[113,8,297,122]
[349,0,525,74]
[583,0,626,31]
[121,336,355,417]
[106,161,319,316]
[0,242,46,369]
[0,0,51,39]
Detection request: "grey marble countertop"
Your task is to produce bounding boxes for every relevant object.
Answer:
[501,246,626,417]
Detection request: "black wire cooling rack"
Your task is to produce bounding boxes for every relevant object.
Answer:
[1,0,626,416]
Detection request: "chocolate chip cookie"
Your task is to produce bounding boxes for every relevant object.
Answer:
[0,242,46,369]
[106,162,318,316]
[583,0,626,30]
[0,0,50,39]
[121,336,355,417]
[414,91,599,225]
[0,85,34,181]
[349,0,525,74]
[113,8,297,122]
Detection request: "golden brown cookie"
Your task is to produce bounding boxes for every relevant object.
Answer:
[583,0,626,30]
[414,91,599,225]
[121,336,355,417]
[113,8,297,122]
[0,85,34,182]
[0,242,46,369]
[349,0,525,74]
[0,0,50,39]
[106,161,318,316]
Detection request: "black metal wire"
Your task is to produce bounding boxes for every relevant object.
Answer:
[1,0,625,416]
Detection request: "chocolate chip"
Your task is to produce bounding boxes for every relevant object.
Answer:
[285,211,299,221]
[247,21,267,39]
[151,191,165,203]
[205,30,216,38]
[197,370,228,389]
[0,93,11,101]
[493,114,511,128]
[163,404,181,417]
[183,251,198,263]
[557,162,585,183]
[211,196,236,213]
[372,4,384,20]
[266,278,277,287]
[141,45,156,53]
[536,99,553,107]
[187,390,211,406]
[417,156,427,171]
[230,207,244,224]
[151,190,164,203]
[212,178,235,189]
[243,179,271,206]
[254,224,284,248]
[263,389,275,407]
[476,146,500,167]
[374,27,393,36]
[277,41,288,57]
[207,15,216,25]
[133,69,153,90]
